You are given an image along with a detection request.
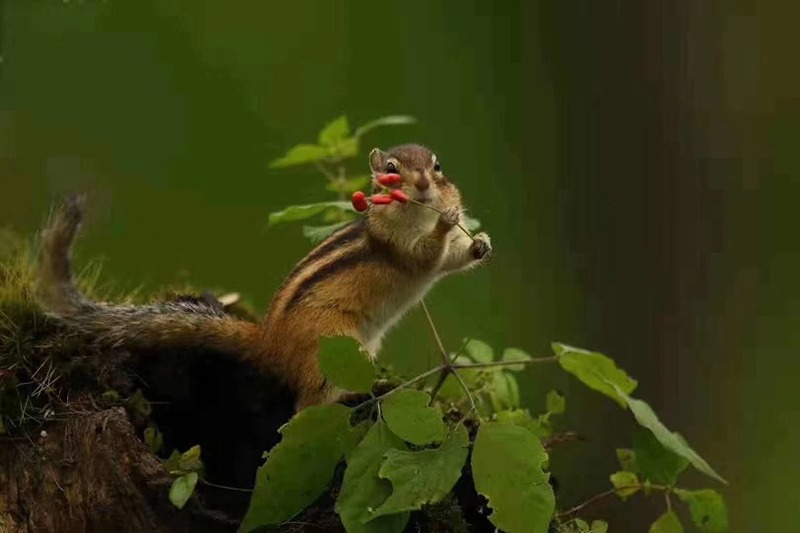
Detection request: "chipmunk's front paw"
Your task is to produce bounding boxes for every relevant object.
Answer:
[438,206,461,228]
[471,232,492,260]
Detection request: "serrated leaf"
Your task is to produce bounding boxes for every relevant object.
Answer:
[633,429,689,485]
[616,448,637,472]
[326,175,372,194]
[489,371,520,411]
[268,201,355,226]
[606,382,727,485]
[369,424,469,519]
[472,422,555,533]
[650,511,684,533]
[241,404,352,531]
[169,472,198,510]
[382,389,446,446]
[318,336,376,394]
[464,338,494,363]
[553,343,637,408]
[675,489,729,532]
[591,520,609,533]
[303,221,353,243]
[354,115,417,137]
[610,471,640,499]
[546,390,565,415]
[270,144,330,168]
[463,214,481,232]
[336,420,409,533]
[319,115,351,146]
[502,347,533,372]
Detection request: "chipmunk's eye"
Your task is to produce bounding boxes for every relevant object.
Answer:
[434,162,441,172]
[386,162,397,174]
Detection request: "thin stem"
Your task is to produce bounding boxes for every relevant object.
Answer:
[556,483,670,520]
[427,368,451,405]
[315,161,337,182]
[451,366,478,416]
[421,300,449,366]
[201,479,254,492]
[353,366,444,411]
[452,357,559,370]
[407,198,476,241]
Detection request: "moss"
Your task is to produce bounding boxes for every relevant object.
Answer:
[0,228,130,435]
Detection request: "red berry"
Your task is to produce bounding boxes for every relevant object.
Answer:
[390,189,409,203]
[377,173,402,186]
[351,191,368,212]
[371,194,393,205]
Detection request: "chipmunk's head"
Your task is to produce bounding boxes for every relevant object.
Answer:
[368,144,462,212]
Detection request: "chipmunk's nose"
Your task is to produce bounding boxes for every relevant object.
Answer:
[415,175,430,191]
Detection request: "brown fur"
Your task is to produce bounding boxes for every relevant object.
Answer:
[37,145,492,411]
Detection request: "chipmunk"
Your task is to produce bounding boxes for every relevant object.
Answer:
[37,143,492,411]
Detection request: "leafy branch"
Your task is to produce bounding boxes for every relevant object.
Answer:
[231,115,731,532]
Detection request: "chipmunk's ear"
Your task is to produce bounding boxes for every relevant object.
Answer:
[368,148,387,175]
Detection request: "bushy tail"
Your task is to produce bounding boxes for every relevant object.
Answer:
[37,195,262,356]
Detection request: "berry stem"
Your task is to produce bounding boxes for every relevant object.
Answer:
[406,197,476,242]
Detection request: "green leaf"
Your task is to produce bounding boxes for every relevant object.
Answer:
[169,472,198,510]
[463,214,482,232]
[546,390,565,415]
[674,489,729,532]
[268,201,355,226]
[354,115,417,137]
[553,343,637,408]
[609,471,640,499]
[382,389,446,446]
[591,520,609,533]
[318,336,376,394]
[502,347,533,372]
[472,422,555,533]
[464,338,494,363]
[144,425,163,454]
[241,404,352,531]
[575,518,591,531]
[326,175,372,194]
[489,371,521,411]
[369,424,469,519]
[607,382,727,485]
[633,429,689,485]
[319,115,351,146]
[343,421,372,461]
[495,409,550,438]
[165,445,202,474]
[270,144,330,168]
[616,448,638,472]
[650,511,684,533]
[336,420,409,533]
[303,221,353,243]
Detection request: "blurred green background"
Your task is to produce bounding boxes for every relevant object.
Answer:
[2,1,797,530]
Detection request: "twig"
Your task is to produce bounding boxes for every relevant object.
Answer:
[407,198,476,241]
[201,479,254,492]
[556,483,669,520]
[353,366,444,411]
[421,300,449,366]
[452,357,559,370]
[451,365,477,416]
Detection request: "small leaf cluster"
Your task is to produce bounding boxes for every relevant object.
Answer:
[164,444,203,510]
[267,115,418,242]
[241,336,556,533]
[265,114,481,242]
